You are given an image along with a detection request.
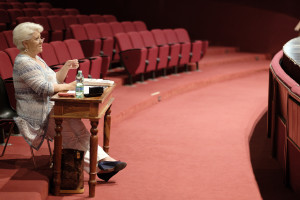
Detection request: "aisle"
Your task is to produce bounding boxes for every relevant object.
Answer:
[97,71,268,200]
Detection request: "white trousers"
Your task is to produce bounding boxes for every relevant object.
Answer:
[47,117,109,173]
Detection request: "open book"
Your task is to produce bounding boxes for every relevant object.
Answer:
[83,78,115,86]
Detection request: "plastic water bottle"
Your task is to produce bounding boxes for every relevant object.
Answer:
[75,70,84,98]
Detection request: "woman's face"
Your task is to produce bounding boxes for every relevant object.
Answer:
[23,31,44,55]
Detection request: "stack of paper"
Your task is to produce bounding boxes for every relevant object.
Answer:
[83,78,114,86]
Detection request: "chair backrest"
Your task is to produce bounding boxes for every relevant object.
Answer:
[22,8,40,17]
[4,47,19,64]
[128,32,145,49]
[50,8,66,16]
[40,43,60,67]
[38,2,52,9]
[102,15,117,22]
[0,9,11,24]
[50,41,72,64]
[69,24,88,40]
[83,23,101,40]
[7,8,24,24]
[38,8,51,16]
[115,32,133,51]
[62,15,78,27]
[109,22,125,35]
[47,15,65,31]
[32,16,50,30]
[90,14,104,23]
[10,2,24,9]
[0,2,12,10]
[24,2,39,9]
[3,30,15,48]
[97,23,114,38]
[16,16,33,24]
[163,29,179,44]
[0,32,9,51]
[121,21,136,33]
[65,8,79,16]
[133,21,147,31]
[76,14,92,24]
[174,28,190,43]
[139,30,157,47]
[151,29,168,46]
[64,39,85,59]
[0,51,13,79]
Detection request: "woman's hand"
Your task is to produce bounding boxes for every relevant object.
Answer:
[64,59,79,70]
[67,81,77,90]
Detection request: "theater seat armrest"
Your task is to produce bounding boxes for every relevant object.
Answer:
[86,57,97,60]
[100,37,107,40]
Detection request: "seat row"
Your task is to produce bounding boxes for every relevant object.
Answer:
[0,15,125,50]
[0,1,52,9]
[0,39,110,84]
[0,8,81,31]
[113,29,208,84]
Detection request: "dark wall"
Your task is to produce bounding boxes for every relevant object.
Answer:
[52,0,300,54]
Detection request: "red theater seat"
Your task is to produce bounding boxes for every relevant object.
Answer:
[40,42,63,70]
[16,16,33,24]
[128,32,158,75]
[133,21,147,31]
[50,8,66,16]
[115,32,147,84]
[121,21,136,33]
[102,15,117,22]
[62,15,78,39]
[69,24,101,58]
[0,9,11,31]
[4,47,19,64]
[110,21,125,35]
[2,30,14,48]
[83,23,113,58]
[22,8,40,17]
[151,29,180,69]
[38,8,51,16]
[0,2,11,10]
[32,16,50,42]
[76,14,92,24]
[163,29,191,67]
[38,2,52,9]
[9,2,24,9]
[65,8,79,16]
[0,51,13,80]
[0,32,9,51]
[139,30,169,71]
[47,15,65,41]
[24,2,39,9]
[7,8,24,28]
[90,14,105,23]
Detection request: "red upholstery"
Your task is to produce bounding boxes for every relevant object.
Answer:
[16,16,33,24]
[47,15,65,41]
[90,14,105,23]
[102,15,117,22]
[9,2,25,9]
[38,2,52,9]
[50,41,82,82]
[121,21,136,33]
[115,32,147,76]
[24,2,39,9]
[4,47,19,64]
[22,8,40,17]
[50,8,66,16]
[40,43,62,69]
[110,22,125,35]
[65,8,79,16]
[38,8,51,16]
[84,23,113,58]
[7,9,24,28]
[0,51,13,79]
[64,39,103,79]
[0,2,12,10]
[32,16,50,42]
[62,15,78,39]
[97,22,118,61]
[76,14,92,24]
[0,32,9,51]
[163,29,190,65]
[128,32,158,73]
[139,30,168,70]
[3,30,14,48]
[174,28,203,63]
[0,9,11,31]
[69,24,101,57]
[133,21,147,31]
[151,29,180,67]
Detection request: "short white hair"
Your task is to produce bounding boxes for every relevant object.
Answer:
[13,22,44,51]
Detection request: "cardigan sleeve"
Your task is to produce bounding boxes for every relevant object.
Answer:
[14,56,54,97]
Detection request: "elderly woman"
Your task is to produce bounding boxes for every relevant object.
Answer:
[12,22,126,182]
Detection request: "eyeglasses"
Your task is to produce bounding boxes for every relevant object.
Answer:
[33,37,45,43]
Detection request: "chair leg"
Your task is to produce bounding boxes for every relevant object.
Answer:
[1,123,14,157]
[30,146,37,169]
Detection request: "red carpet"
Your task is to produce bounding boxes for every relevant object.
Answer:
[1,47,298,200]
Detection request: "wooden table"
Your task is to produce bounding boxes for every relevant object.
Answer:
[50,85,115,197]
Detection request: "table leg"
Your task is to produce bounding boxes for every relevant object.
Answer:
[53,118,63,196]
[103,106,111,153]
[89,120,99,197]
